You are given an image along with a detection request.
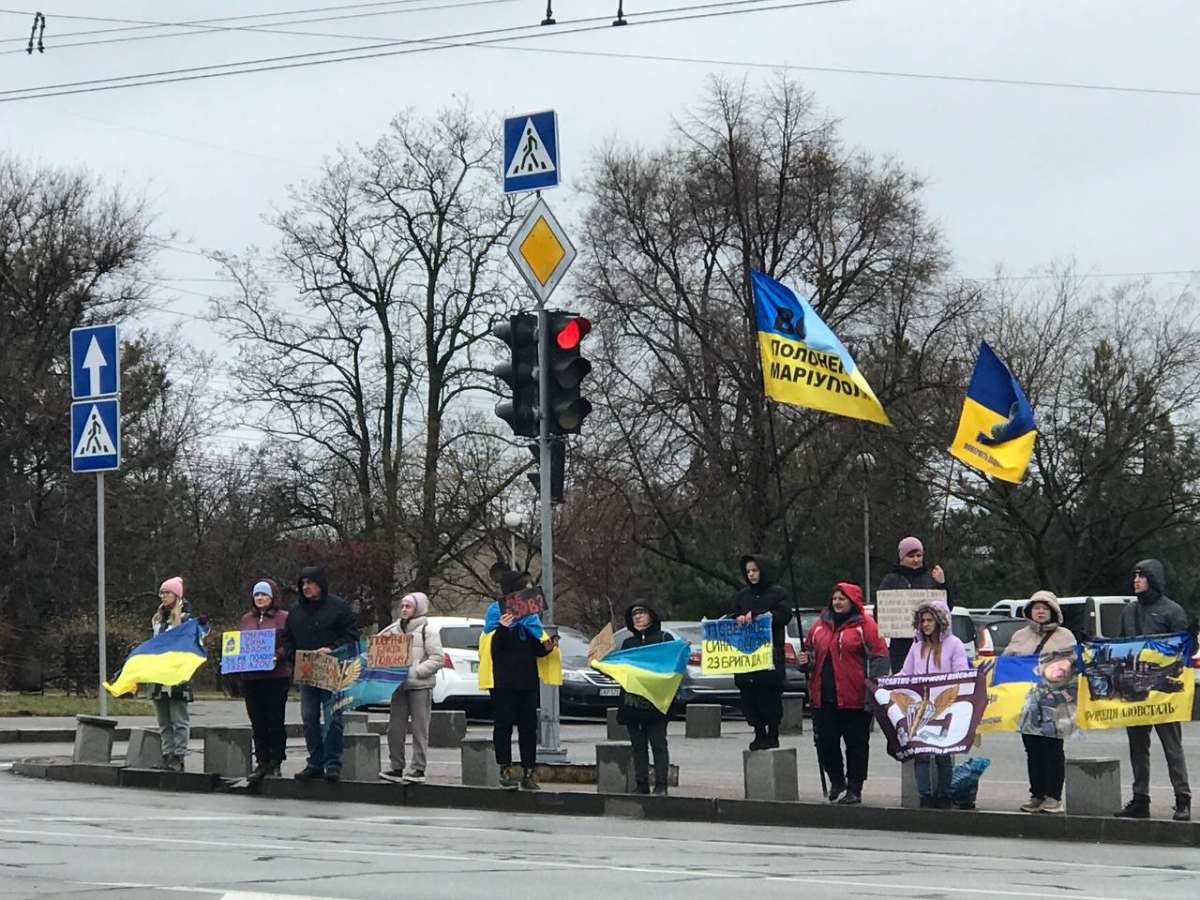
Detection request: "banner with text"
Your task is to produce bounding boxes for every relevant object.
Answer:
[701,614,773,675]
[220,629,276,674]
[867,669,987,761]
[874,589,947,640]
[1075,634,1195,729]
[977,651,1079,738]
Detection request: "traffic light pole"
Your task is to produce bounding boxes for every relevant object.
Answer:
[536,305,565,761]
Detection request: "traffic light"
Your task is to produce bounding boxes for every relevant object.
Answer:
[545,311,593,435]
[527,440,565,504]
[493,313,539,438]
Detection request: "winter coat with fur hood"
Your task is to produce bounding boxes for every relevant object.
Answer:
[379,592,445,691]
[899,600,969,676]
[1003,591,1076,657]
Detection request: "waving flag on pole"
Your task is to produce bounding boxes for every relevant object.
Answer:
[949,341,1036,483]
[590,640,689,714]
[751,270,890,425]
[104,618,209,697]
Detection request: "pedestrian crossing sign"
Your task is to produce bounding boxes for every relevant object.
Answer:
[71,398,121,473]
[503,110,559,194]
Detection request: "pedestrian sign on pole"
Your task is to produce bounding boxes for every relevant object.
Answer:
[70,324,120,399]
[71,399,120,473]
[503,110,559,194]
[508,197,576,304]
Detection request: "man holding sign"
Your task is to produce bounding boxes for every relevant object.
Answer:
[235,579,291,782]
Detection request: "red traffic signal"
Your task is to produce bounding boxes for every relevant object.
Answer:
[555,316,591,351]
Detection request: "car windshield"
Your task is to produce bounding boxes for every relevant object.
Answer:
[556,627,590,659]
[986,620,1026,654]
[440,626,483,650]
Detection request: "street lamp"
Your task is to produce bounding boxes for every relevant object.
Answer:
[857,452,876,604]
[503,511,522,569]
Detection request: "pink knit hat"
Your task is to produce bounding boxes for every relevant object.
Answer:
[160,576,184,599]
[897,536,923,560]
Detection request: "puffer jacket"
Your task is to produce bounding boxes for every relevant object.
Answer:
[238,578,292,681]
[805,583,889,709]
[1003,590,1076,657]
[616,603,670,725]
[1120,559,1189,638]
[899,600,969,675]
[378,592,445,690]
[150,598,194,701]
[727,554,793,687]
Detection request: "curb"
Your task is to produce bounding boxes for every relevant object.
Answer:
[0,723,380,744]
[9,760,1199,848]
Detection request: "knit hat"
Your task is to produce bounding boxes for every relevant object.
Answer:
[160,576,184,599]
[897,536,923,560]
[252,581,273,598]
[398,592,428,617]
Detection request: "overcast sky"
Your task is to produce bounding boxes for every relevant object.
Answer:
[3,0,1197,450]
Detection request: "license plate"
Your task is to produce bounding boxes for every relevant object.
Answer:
[469,661,479,673]
[599,687,620,697]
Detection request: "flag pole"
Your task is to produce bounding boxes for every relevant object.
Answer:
[935,457,957,562]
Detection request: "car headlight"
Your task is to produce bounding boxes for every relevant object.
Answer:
[562,670,588,683]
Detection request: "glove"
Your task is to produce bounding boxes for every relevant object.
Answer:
[198,615,208,626]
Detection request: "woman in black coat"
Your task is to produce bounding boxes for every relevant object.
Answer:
[727,554,793,750]
[617,601,671,795]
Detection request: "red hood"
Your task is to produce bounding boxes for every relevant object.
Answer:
[833,582,865,614]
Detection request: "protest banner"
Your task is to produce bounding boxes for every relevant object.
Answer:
[1075,634,1195,729]
[700,614,773,675]
[977,651,1079,738]
[325,639,409,718]
[367,633,411,668]
[867,669,987,761]
[502,586,547,619]
[219,629,277,675]
[874,589,947,639]
[294,650,341,691]
[588,623,615,662]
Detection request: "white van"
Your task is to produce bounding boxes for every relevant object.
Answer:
[986,596,1133,639]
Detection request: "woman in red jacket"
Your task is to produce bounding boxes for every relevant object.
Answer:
[801,582,889,805]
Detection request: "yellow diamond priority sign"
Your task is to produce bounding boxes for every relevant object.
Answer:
[508,197,576,303]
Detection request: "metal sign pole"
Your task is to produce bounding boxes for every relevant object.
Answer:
[536,303,564,760]
[96,471,108,717]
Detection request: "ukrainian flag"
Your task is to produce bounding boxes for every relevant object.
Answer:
[977,654,1038,733]
[751,270,890,425]
[477,602,562,690]
[104,618,209,697]
[591,641,689,714]
[949,341,1036,483]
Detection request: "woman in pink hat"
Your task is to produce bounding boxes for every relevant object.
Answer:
[878,536,949,673]
[151,576,193,771]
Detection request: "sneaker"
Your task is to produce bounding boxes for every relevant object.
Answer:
[1114,796,1150,819]
[168,757,185,773]
[827,781,846,803]
[1174,800,1191,822]
[1038,798,1064,814]
[323,768,341,783]
[402,769,426,783]
[653,784,668,796]
[837,790,862,806]
[1020,797,1044,813]
[498,765,520,790]
[519,769,540,791]
[294,765,322,782]
[380,769,406,783]
[919,796,935,809]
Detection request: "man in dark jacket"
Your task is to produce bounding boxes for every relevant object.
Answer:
[1114,559,1192,821]
[878,536,951,673]
[617,602,671,795]
[282,565,359,783]
[728,554,793,750]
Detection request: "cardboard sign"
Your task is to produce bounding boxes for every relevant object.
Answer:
[294,650,341,691]
[700,615,774,675]
[502,586,546,619]
[588,623,615,662]
[874,589,947,639]
[368,633,412,669]
[220,629,276,674]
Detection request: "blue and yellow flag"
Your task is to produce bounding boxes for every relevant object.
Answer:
[751,270,890,425]
[323,639,409,720]
[949,341,1036,483]
[700,615,775,675]
[477,601,562,690]
[591,640,689,714]
[1076,634,1194,729]
[977,653,1079,738]
[104,618,209,697]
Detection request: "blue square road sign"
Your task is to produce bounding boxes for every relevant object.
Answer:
[503,110,559,194]
[71,398,121,473]
[70,324,120,399]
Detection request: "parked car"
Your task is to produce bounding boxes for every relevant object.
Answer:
[987,596,1134,640]
[556,625,624,714]
[972,614,1027,659]
[429,616,487,709]
[613,620,741,707]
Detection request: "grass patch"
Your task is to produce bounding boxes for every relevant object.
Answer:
[0,691,154,717]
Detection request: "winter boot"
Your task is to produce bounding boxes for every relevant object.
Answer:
[1114,795,1150,819]
[763,724,780,749]
[749,726,767,751]
[519,767,540,791]
[827,779,847,803]
[1174,797,1191,822]
[838,783,863,805]
[498,765,521,790]
[653,783,669,797]
[247,761,271,783]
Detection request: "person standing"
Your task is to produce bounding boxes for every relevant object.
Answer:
[239,579,291,782]
[618,602,672,796]
[481,571,559,791]
[381,592,444,784]
[879,536,950,673]
[801,582,889,805]
[1001,590,1076,813]
[150,576,194,772]
[728,554,794,751]
[899,599,968,808]
[1114,559,1192,821]
[281,565,359,783]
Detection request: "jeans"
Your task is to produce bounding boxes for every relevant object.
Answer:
[491,688,539,769]
[299,684,344,772]
[388,687,433,772]
[627,719,669,791]
[154,697,190,759]
[813,705,873,790]
[914,754,953,799]
[243,677,290,766]
[1128,721,1191,800]
[1021,733,1065,801]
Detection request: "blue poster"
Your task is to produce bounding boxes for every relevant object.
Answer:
[220,629,276,674]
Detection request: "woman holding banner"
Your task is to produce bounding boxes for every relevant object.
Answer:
[239,579,291,782]
[1002,590,1075,814]
[728,554,793,751]
[617,602,672,795]
[380,592,444,784]
[802,582,890,805]
[899,599,968,808]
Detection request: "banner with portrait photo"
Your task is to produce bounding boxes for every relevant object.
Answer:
[867,669,987,761]
[977,650,1079,739]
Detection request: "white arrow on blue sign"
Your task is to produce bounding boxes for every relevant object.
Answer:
[503,110,559,194]
[71,399,120,473]
[70,324,120,399]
